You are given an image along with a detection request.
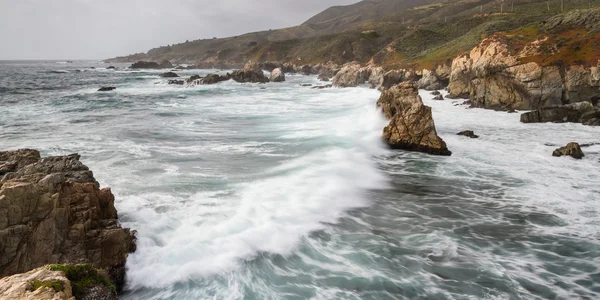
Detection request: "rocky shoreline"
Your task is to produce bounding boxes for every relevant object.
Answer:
[0,150,135,299]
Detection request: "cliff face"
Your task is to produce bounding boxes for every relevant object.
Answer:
[448,34,600,110]
[0,149,136,290]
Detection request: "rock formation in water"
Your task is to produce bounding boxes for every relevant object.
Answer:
[98,87,116,92]
[457,130,479,139]
[194,73,231,85]
[231,61,269,83]
[376,82,451,156]
[269,68,285,82]
[130,60,173,69]
[520,102,599,125]
[447,34,600,111]
[160,72,179,78]
[0,149,136,291]
[552,142,585,159]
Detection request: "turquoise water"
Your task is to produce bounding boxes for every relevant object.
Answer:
[1,61,600,299]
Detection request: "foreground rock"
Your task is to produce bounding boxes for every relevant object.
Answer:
[0,149,136,291]
[231,61,269,83]
[269,68,285,82]
[160,72,179,78]
[552,142,585,159]
[0,265,116,300]
[376,82,451,156]
[98,87,116,92]
[457,130,479,138]
[520,102,598,124]
[129,60,173,69]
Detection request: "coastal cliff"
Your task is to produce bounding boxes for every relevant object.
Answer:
[0,150,135,299]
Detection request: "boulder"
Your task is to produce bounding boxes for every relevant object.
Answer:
[160,72,179,78]
[457,130,479,138]
[129,60,173,69]
[231,61,269,83]
[433,94,444,100]
[187,75,202,83]
[431,91,441,96]
[106,66,116,70]
[167,80,185,85]
[0,150,136,291]
[261,61,283,72]
[332,63,363,87]
[376,82,451,156]
[552,142,584,159]
[199,73,231,85]
[270,68,285,82]
[98,87,116,92]
[520,102,595,123]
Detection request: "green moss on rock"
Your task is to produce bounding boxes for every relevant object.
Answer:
[47,264,115,299]
[29,279,65,292]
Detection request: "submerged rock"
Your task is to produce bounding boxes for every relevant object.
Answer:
[431,91,441,96]
[0,149,136,291]
[269,68,285,82]
[167,80,185,85]
[231,61,269,83]
[160,72,179,78]
[98,86,116,92]
[457,130,479,139]
[433,94,444,100]
[552,142,584,159]
[376,82,451,156]
[106,66,116,70]
[312,84,333,89]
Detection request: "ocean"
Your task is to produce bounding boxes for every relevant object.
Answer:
[1,60,599,299]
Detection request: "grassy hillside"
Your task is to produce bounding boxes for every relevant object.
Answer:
[107,0,600,69]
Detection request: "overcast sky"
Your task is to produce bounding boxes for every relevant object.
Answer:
[0,0,358,60]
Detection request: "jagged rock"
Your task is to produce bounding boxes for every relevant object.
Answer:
[380,69,416,91]
[433,94,444,100]
[129,60,173,69]
[332,63,363,87]
[0,267,75,300]
[231,61,269,83]
[376,82,451,156]
[199,73,231,85]
[417,69,445,90]
[0,150,136,291]
[552,142,584,159]
[457,130,479,138]
[270,68,285,82]
[160,72,179,78]
[98,87,116,92]
[167,80,185,85]
[520,102,595,123]
[317,63,340,82]
[447,35,600,110]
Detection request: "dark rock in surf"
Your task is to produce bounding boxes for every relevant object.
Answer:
[520,102,595,124]
[187,75,202,83]
[457,130,479,139]
[107,66,116,70]
[431,91,441,96]
[433,94,444,100]
[231,61,269,83]
[160,72,179,78]
[312,84,333,89]
[167,80,185,85]
[130,60,173,69]
[199,74,231,85]
[552,142,584,159]
[301,84,313,87]
[98,87,116,92]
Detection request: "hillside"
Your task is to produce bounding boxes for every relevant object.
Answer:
[106,0,600,69]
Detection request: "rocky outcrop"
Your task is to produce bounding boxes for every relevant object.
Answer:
[159,72,179,78]
[331,63,384,88]
[97,87,116,92]
[269,68,285,82]
[231,61,269,83]
[457,130,479,138]
[129,60,173,69]
[447,35,600,110]
[0,265,117,300]
[520,102,598,124]
[552,142,584,159]
[195,73,231,85]
[376,82,451,156]
[0,149,136,291]
[417,69,446,90]
[380,69,417,91]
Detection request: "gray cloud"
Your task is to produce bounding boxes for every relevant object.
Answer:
[0,0,358,60]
